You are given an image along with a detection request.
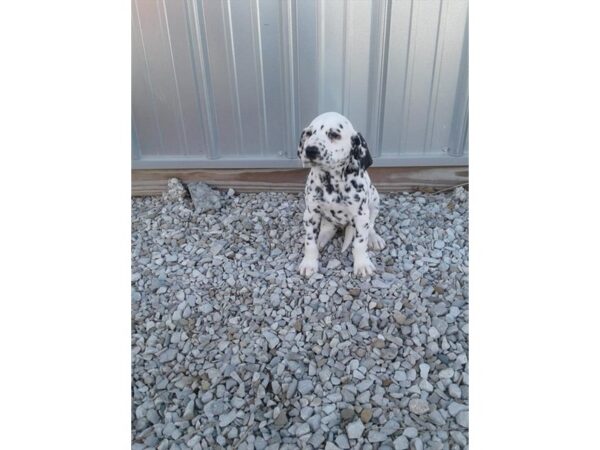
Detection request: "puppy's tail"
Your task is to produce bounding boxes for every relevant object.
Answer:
[341,225,354,253]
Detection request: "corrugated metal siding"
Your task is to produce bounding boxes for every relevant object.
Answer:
[132,0,468,169]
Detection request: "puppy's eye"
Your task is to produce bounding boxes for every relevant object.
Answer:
[306,130,313,136]
[328,130,341,140]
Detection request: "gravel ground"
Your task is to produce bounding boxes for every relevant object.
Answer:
[131,182,469,450]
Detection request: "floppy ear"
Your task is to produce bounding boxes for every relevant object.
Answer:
[297,127,309,159]
[350,132,373,171]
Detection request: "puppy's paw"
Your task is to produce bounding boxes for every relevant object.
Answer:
[368,233,386,251]
[317,235,330,251]
[353,256,375,277]
[299,258,319,278]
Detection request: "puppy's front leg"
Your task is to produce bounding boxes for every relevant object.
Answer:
[299,207,321,277]
[352,213,375,277]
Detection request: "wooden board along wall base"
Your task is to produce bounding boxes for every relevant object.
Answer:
[132,166,468,196]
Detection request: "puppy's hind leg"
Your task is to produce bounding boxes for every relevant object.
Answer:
[317,220,337,250]
[341,224,354,252]
[367,190,386,251]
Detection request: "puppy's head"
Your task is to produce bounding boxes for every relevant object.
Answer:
[298,112,373,172]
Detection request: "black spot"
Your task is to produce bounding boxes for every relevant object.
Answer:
[330,209,337,217]
[327,129,341,140]
[358,238,364,243]
[337,210,343,214]
[321,171,334,194]
[339,123,344,129]
[350,179,359,190]
[310,179,314,184]
[345,186,351,192]
[354,194,360,201]
[344,165,358,178]
[320,125,324,130]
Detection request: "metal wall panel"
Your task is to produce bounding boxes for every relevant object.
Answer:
[132,0,468,169]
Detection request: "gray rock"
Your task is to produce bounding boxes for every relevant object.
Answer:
[274,411,287,428]
[159,348,177,363]
[381,420,400,436]
[403,427,418,439]
[450,430,468,446]
[448,383,462,399]
[298,379,314,395]
[341,407,355,420]
[447,402,468,416]
[146,408,160,424]
[204,399,227,418]
[419,363,430,379]
[395,370,408,382]
[357,378,374,392]
[163,178,186,202]
[327,259,341,269]
[301,406,314,420]
[346,420,365,439]
[308,431,326,447]
[219,409,237,427]
[368,430,387,442]
[411,437,423,450]
[335,434,351,449]
[408,398,430,415]
[182,399,195,420]
[455,410,468,428]
[296,422,311,436]
[307,414,321,431]
[393,435,409,450]
[262,330,280,349]
[428,409,446,426]
[438,368,454,379]
[186,182,222,213]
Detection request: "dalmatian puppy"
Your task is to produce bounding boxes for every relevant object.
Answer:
[297,112,385,277]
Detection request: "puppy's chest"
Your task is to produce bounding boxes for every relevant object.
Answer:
[310,176,364,226]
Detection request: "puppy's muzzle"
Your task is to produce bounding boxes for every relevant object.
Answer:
[305,146,319,160]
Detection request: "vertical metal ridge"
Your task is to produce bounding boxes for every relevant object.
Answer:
[367,0,391,157]
[279,0,297,159]
[191,0,219,159]
[290,0,299,158]
[133,0,165,156]
[341,0,348,116]
[161,0,190,155]
[317,0,325,113]
[400,0,416,152]
[375,0,392,158]
[252,0,268,157]
[183,0,208,156]
[225,0,244,157]
[449,12,469,157]
[423,0,445,154]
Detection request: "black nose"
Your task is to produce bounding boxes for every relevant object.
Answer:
[305,146,319,160]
